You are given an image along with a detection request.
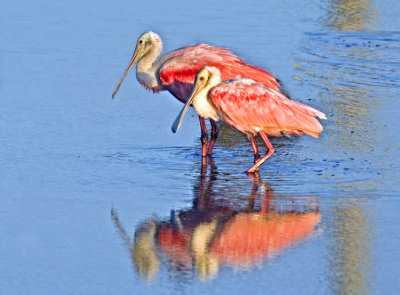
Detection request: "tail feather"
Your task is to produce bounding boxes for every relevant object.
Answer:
[280,100,326,138]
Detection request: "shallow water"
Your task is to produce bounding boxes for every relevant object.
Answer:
[1,0,400,294]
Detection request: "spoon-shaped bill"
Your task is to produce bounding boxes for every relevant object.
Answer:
[171,81,205,133]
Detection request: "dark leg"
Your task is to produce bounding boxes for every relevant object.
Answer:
[199,116,208,157]
[245,173,260,212]
[207,119,219,156]
[248,135,261,170]
[260,187,273,214]
[247,131,275,173]
[198,161,207,211]
[197,157,216,211]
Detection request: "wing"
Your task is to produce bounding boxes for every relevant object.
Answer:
[159,44,282,92]
[210,79,326,137]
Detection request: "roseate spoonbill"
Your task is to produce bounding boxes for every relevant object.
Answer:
[172,66,326,173]
[112,31,288,157]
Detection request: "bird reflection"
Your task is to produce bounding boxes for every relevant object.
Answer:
[111,160,321,281]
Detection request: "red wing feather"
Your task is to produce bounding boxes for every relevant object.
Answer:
[210,80,325,137]
[159,44,281,91]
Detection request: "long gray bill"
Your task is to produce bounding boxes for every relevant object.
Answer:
[171,76,203,133]
[171,102,192,133]
[112,49,140,99]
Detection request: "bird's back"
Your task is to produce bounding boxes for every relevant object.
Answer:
[209,79,326,137]
[158,44,284,102]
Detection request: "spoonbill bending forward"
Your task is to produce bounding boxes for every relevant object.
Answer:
[172,67,326,173]
[112,31,288,157]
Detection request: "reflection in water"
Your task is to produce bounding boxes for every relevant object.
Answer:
[112,161,321,282]
[295,34,377,294]
[330,204,372,295]
[293,1,387,293]
[324,0,378,31]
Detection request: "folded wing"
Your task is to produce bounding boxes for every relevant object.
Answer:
[210,79,326,137]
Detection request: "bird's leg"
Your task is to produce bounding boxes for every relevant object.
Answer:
[207,119,219,156]
[248,135,261,166]
[199,116,208,157]
[201,156,207,168]
[247,131,275,173]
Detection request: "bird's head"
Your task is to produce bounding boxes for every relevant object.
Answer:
[112,31,162,98]
[134,31,162,59]
[193,66,214,88]
[171,66,221,133]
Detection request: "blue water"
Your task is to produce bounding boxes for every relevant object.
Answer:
[1,0,400,294]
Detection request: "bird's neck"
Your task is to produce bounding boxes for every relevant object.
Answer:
[192,80,221,122]
[136,44,164,91]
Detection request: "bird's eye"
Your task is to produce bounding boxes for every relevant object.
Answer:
[199,76,204,81]
[139,40,143,44]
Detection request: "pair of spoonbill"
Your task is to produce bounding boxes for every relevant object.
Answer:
[112,32,326,173]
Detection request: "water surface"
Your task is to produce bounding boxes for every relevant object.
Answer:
[1,0,399,294]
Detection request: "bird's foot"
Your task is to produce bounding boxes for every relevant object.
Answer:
[245,167,260,174]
